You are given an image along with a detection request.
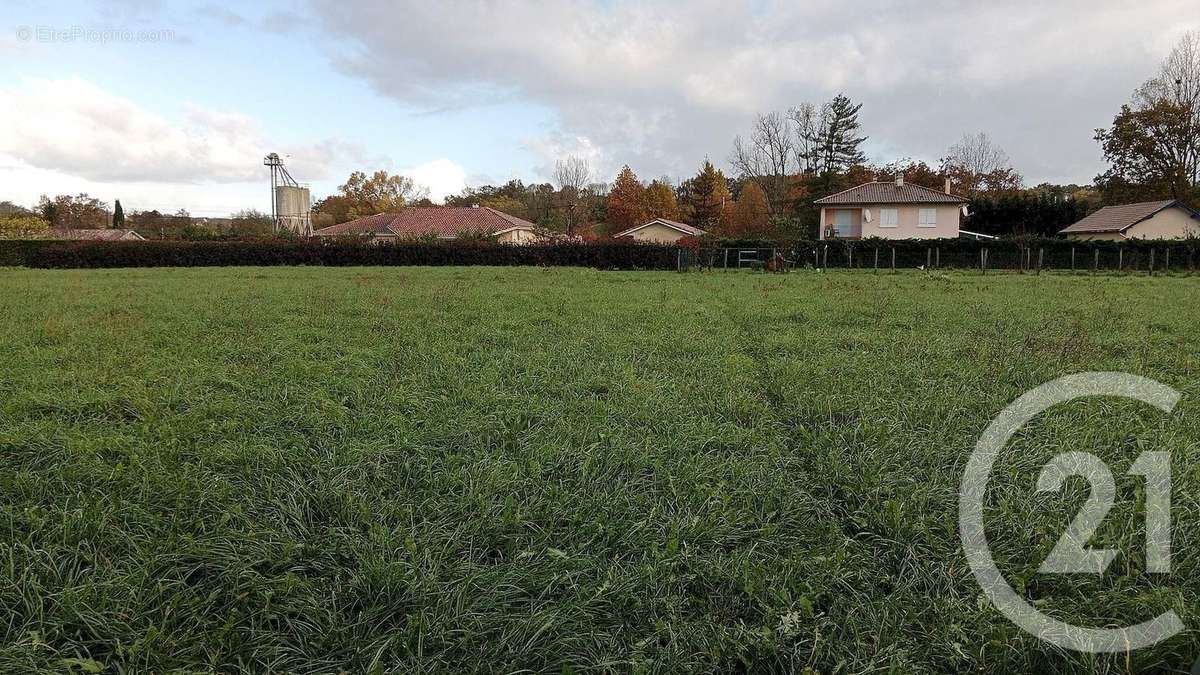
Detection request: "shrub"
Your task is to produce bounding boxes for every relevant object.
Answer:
[24,239,682,271]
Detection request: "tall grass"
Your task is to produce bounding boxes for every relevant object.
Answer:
[0,267,1197,673]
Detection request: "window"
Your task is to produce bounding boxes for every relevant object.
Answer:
[918,208,938,227]
[832,209,854,236]
[880,208,898,228]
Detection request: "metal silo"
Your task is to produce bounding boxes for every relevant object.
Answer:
[274,185,312,236]
[263,153,313,236]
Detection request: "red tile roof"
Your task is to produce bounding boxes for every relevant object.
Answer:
[814,181,966,205]
[1058,200,1190,234]
[312,206,536,238]
[50,228,144,241]
[614,218,705,238]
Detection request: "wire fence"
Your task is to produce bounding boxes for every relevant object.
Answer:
[680,241,1200,275]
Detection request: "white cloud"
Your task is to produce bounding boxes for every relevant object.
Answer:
[0,77,363,184]
[0,77,380,216]
[402,158,467,203]
[311,0,1198,183]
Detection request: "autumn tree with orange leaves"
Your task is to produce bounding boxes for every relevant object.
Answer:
[606,166,646,230]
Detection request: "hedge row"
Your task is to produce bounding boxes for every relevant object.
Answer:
[6,236,1199,272]
[17,240,681,270]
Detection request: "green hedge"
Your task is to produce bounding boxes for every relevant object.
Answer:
[20,239,681,271]
[0,240,62,267]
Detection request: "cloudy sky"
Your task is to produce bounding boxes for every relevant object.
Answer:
[1,0,1196,216]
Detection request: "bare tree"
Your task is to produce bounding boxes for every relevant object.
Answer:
[553,156,593,236]
[789,102,823,174]
[553,156,592,193]
[1134,31,1200,187]
[941,132,1022,195]
[729,111,795,215]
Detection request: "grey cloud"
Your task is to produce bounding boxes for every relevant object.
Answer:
[311,0,1193,184]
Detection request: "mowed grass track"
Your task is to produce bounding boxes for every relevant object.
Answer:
[1,267,1199,673]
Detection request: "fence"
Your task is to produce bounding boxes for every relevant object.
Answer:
[680,239,1200,274]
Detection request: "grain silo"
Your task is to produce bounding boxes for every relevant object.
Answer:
[274,185,312,236]
[263,152,313,236]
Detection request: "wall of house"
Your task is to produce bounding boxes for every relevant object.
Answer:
[495,228,539,244]
[819,204,961,240]
[1065,207,1199,241]
[623,223,688,243]
[1127,207,1199,240]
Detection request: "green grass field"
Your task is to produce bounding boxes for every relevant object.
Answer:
[2,267,1199,673]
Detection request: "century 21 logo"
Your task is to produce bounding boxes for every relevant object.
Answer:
[959,372,1183,653]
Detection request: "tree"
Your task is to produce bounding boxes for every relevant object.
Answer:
[605,165,646,230]
[0,201,31,218]
[874,159,945,190]
[0,214,50,239]
[728,182,771,238]
[681,160,731,230]
[816,94,868,177]
[789,102,822,174]
[643,179,679,221]
[553,156,592,236]
[1095,32,1200,203]
[37,194,109,228]
[112,199,125,228]
[730,111,794,215]
[316,170,430,222]
[940,132,1022,196]
[230,209,274,237]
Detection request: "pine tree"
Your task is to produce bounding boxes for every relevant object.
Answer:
[606,166,646,230]
[112,199,125,228]
[817,94,868,192]
[686,160,731,231]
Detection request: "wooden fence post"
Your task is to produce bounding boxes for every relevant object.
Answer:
[980,248,985,274]
[936,247,940,269]
[891,247,896,273]
[874,247,879,273]
[1150,248,1155,276]
[1037,248,1043,275]
[1071,246,1075,271]
[1118,247,1124,271]
[1093,248,1099,273]
[822,245,828,269]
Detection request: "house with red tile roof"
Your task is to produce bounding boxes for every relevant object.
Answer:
[311,206,543,244]
[613,218,704,244]
[814,178,967,240]
[50,228,145,241]
[1058,200,1199,241]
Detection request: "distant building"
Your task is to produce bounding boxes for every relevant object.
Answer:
[311,206,542,244]
[1058,200,1199,241]
[50,228,145,241]
[814,178,966,240]
[613,218,704,244]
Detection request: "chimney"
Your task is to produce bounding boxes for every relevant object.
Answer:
[895,175,904,187]
[944,178,952,194]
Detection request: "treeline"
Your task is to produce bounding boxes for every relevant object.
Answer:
[0,195,276,240]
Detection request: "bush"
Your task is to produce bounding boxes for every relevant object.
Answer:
[24,239,682,271]
[0,240,61,267]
